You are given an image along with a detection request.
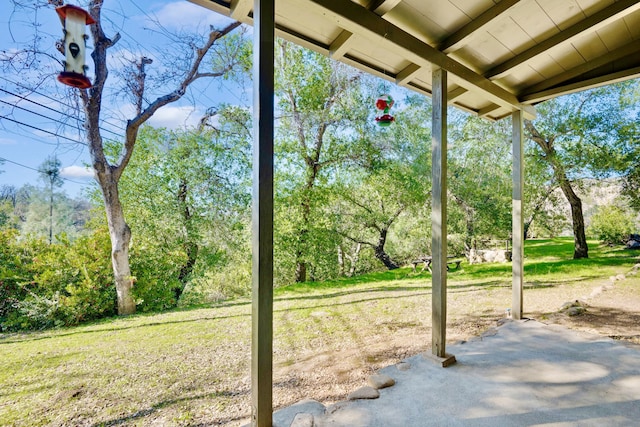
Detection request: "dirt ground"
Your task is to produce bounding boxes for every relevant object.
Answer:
[208,265,640,426]
[539,275,640,346]
[257,269,640,427]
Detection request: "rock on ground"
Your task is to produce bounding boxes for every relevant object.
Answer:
[368,373,395,389]
[347,386,380,400]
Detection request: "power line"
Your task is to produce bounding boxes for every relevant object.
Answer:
[0,115,87,146]
[0,90,125,140]
[0,125,85,155]
[0,75,127,132]
[0,76,84,116]
[0,98,83,137]
[0,156,90,185]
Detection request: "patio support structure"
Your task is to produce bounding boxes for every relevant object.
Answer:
[431,68,455,366]
[251,0,275,426]
[512,110,524,320]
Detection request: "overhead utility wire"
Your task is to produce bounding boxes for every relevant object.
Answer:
[0,75,127,132]
[0,88,125,139]
[0,98,85,137]
[0,156,89,185]
[0,115,87,146]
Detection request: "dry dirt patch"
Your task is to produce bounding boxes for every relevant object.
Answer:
[265,270,640,427]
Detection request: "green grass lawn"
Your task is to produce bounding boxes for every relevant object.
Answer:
[1,238,638,426]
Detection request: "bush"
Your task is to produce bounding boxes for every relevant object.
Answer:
[180,261,251,306]
[588,205,635,246]
[0,229,30,330]
[0,229,116,331]
[128,243,185,312]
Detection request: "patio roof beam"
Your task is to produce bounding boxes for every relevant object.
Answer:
[484,0,640,79]
[521,66,640,104]
[327,0,398,60]
[306,0,536,118]
[447,87,467,104]
[369,0,402,15]
[519,41,640,101]
[439,0,522,54]
[231,0,253,20]
[396,63,422,85]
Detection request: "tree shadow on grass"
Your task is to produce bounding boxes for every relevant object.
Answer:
[91,388,252,427]
[0,311,250,345]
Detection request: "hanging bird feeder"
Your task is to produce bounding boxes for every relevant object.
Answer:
[375,94,395,127]
[56,4,95,89]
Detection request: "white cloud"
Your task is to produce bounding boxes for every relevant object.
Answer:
[147,105,201,129]
[107,48,156,73]
[61,165,95,179]
[0,137,16,145]
[151,2,234,31]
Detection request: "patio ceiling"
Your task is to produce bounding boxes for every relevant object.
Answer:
[190,0,640,121]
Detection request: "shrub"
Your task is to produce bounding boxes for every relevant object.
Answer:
[0,229,116,331]
[180,260,251,306]
[588,205,635,246]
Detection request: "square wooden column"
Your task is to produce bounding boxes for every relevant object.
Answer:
[251,0,275,426]
[512,110,524,320]
[430,68,454,366]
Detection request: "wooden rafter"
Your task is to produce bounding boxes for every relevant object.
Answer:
[439,0,521,54]
[446,87,467,103]
[327,0,400,60]
[329,30,354,59]
[484,0,640,79]
[369,0,402,15]
[395,63,421,85]
[307,0,535,117]
[478,103,501,117]
[521,66,640,104]
[520,41,640,100]
[230,0,252,19]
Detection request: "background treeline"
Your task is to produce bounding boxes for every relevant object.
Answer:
[1,41,639,331]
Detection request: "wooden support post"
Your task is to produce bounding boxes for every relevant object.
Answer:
[431,68,453,364]
[512,110,524,320]
[251,0,274,426]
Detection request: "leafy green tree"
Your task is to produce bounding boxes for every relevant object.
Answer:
[274,40,374,282]
[20,189,88,241]
[0,185,31,231]
[0,185,17,230]
[589,205,635,245]
[524,83,638,259]
[4,1,249,315]
[328,93,431,270]
[619,86,640,209]
[0,225,114,331]
[115,117,251,308]
[522,154,565,239]
[448,114,512,248]
[332,164,426,269]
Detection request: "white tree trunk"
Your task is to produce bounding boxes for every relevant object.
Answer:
[98,170,135,315]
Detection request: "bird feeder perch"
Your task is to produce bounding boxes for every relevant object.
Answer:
[56,4,95,89]
[375,94,395,127]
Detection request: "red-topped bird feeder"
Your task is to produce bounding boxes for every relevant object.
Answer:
[56,4,95,89]
[375,94,395,127]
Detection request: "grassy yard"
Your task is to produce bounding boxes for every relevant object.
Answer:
[1,238,639,426]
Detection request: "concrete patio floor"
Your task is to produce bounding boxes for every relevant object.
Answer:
[272,319,640,427]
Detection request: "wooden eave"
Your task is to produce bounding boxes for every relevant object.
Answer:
[189,0,640,120]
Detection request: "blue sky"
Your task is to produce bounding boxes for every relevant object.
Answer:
[0,0,246,197]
